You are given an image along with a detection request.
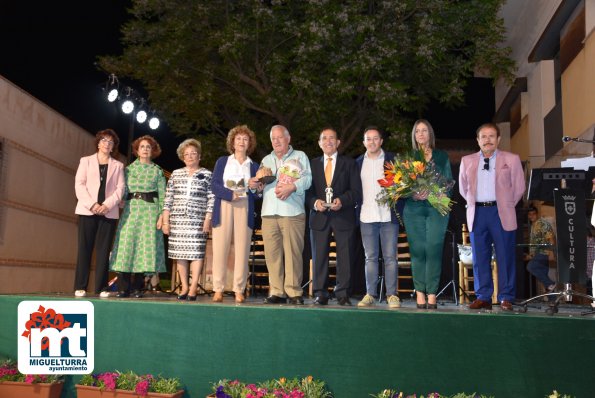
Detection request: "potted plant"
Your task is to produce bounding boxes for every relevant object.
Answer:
[210,376,332,398]
[0,358,64,398]
[76,370,184,398]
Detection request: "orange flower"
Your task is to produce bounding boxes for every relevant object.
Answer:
[378,178,393,188]
[412,161,425,174]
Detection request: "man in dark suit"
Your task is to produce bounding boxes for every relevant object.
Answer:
[307,128,362,306]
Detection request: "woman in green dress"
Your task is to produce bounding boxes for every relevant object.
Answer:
[402,119,452,309]
[110,135,167,298]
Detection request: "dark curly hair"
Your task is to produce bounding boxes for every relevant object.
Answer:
[94,129,120,157]
[132,135,161,159]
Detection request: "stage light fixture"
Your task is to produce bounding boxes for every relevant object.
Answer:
[136,110,147,123]
[149,116,160,130]
[105,74,119,102]
[122,100,134,114]
[107,89,118,102]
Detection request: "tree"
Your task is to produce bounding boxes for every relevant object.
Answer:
[98,0,514,162]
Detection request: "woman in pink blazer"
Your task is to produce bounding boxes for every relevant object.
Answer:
[73,129,125,297]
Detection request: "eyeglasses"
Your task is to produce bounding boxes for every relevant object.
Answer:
[483,158,490,171]
[183,152,198,158]
[100,138,115,145]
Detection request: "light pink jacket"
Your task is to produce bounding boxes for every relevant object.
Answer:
[459,150,525,232]
[74,154,125,219]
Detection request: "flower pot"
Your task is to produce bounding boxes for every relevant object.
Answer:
[76,384,184,398]
[0,381,64,398]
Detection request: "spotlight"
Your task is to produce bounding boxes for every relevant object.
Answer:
[107,88,118,102]
[105,74,119,102]
[122,100,134,114]
[136,110,147,123]
[149,116,160,130]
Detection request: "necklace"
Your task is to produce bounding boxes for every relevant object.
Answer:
[99,164,108,182]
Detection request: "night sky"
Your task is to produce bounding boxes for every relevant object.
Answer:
[0,1,492,171]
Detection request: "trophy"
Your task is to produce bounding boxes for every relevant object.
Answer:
[323,186,334,208]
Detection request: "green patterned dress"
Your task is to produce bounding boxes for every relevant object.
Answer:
[109,159,166,273]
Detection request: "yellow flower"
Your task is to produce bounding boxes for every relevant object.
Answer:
[306,375,313,383]
[412,161,425,174]
[279,377,286,385]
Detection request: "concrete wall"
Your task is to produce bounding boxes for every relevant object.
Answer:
[562,24,595,138]
[0,75,95,293]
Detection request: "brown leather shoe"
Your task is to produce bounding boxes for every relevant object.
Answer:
[235,293,245,303]
[500,300,513,311]
[468,299,492,310]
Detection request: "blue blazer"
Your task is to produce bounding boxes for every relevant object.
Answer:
[355,151,403,224]
[211,156,260,230]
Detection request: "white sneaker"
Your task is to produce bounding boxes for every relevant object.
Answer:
[99,291,111,298]
[357,294,376,307]
[387,295,401,308]
[74,290,86,297]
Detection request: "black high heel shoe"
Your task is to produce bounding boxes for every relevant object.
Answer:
[187,295,197,301]
[177,293,188,300]
[427,303,438,309]
[416,303,427,309]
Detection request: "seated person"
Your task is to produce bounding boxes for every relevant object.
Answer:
[525,206,556,293]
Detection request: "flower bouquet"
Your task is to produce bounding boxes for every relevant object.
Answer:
[77,370,183,398]
[376,150,455,216]
[277,159,303,185]
[211,376,332,398]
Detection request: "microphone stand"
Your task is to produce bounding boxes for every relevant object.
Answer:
[562,137,595,143]
[436,229,459,305]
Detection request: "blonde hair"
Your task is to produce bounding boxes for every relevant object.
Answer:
[176,138,202,161]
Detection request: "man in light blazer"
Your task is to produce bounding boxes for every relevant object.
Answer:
[306,128,362,306]
[459,123,525,311]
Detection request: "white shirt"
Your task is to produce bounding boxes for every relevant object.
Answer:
[476,151,497,202]
[222,155,253,197]
[360,150,391,223]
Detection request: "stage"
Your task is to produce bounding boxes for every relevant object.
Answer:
[1,292,594,398]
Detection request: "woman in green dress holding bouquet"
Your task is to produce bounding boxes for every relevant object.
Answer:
[402,119,453,309]
[109,135,167,298]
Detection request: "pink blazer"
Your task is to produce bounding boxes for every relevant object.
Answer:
[459,150,525,232]
[74,154,125,219]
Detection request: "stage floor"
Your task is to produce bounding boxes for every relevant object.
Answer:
[17,289,595,317]
[2,292,595,398]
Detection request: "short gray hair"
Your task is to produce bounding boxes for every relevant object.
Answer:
[269,125,290,140]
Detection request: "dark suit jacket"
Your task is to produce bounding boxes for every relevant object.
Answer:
[306,154,362,231]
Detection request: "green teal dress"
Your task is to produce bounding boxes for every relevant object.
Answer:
[110,159,166,273]
[402,149,452,294]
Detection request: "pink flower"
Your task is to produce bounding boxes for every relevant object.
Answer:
[135,379,150,396]
[97,372,118,390]
[24,375,36,384]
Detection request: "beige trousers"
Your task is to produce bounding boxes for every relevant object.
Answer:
[261,214,305,298]
[211,199,251,293]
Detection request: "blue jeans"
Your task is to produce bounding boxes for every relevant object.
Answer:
[526,253,555,289]
[360,222,399,297]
